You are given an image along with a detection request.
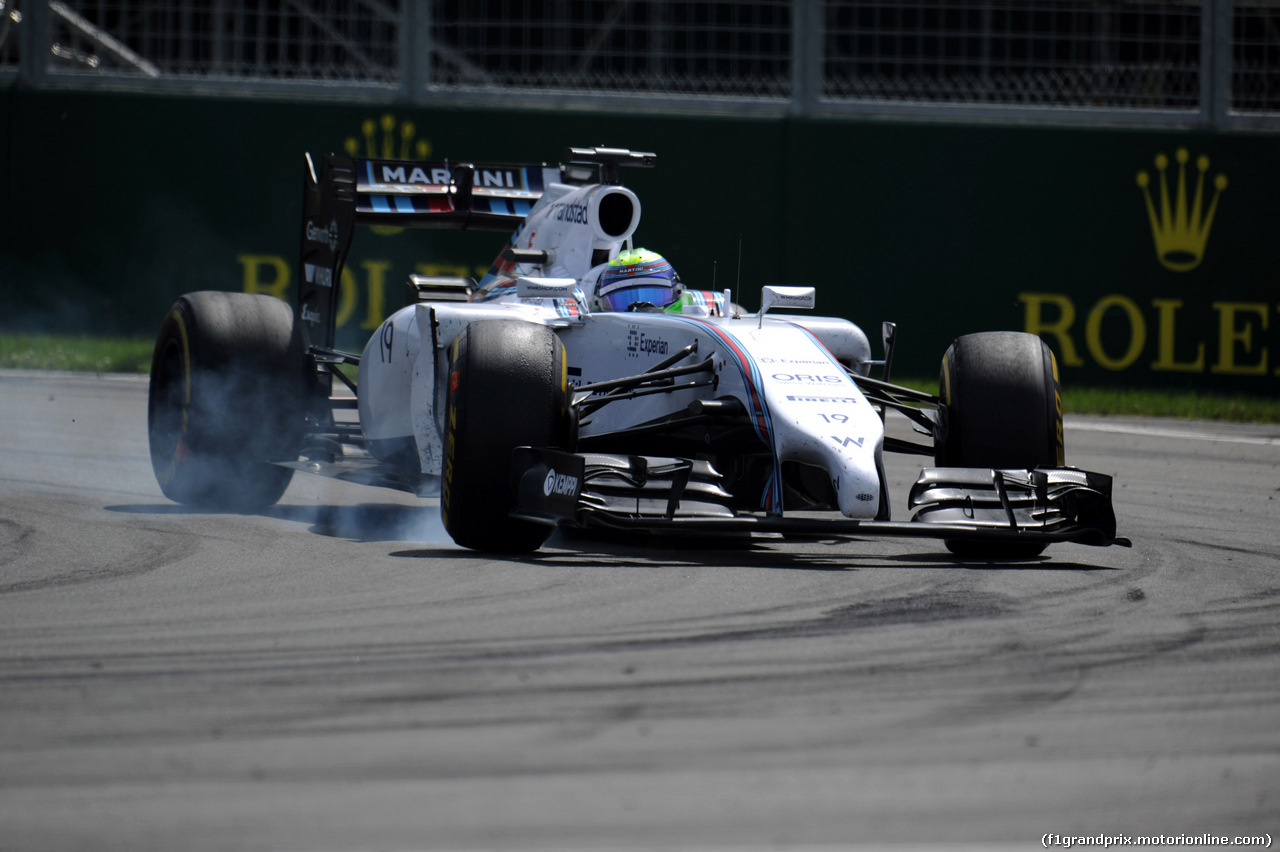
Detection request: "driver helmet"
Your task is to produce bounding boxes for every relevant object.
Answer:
[596,248,682,312]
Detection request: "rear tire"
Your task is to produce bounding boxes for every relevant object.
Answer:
[148,291,305,511]
[936,331,1063,558]
[442,320,571,553]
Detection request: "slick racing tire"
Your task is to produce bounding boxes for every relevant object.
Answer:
[442,319,572,553]
[936,331,1063,559]
[148,291,306,511]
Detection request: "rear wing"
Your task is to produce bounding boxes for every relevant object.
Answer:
[298,147,655,350]
[299,154,558,349]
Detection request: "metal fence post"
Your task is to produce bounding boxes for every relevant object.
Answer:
[791,0,821,116]
[18,0,51,82]
[400,1,433,104]
[1210,0,1234,129]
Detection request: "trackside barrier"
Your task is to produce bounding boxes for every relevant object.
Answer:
[1,90,1277,393]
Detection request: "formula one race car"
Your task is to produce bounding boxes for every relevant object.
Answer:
[148,146,1128,558]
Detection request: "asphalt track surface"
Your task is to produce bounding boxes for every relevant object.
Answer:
[1,370,1277,852]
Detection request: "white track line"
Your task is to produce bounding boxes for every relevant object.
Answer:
[1067,417,1280,447]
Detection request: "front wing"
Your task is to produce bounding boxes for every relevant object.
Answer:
[510,448,1132,549]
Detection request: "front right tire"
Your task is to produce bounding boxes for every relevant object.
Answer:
[936,331,1063,558]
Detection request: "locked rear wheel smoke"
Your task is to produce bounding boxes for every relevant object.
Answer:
[148,290,307,511]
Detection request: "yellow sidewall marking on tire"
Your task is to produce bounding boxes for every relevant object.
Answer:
[941,352,952,405]
[558,342,568,414]
[173,309,192,433]
[1051,350,1065,465]
[156,309,194,487]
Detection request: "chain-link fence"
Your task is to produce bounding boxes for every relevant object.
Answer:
[6,0,401,81]
[2,0,1276,127]
[431,0,793,97]
[821,2,1203,109]
[0,1,20,69]
[1234,0,1280,112]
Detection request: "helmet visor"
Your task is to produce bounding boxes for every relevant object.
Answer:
[598,282,680,312]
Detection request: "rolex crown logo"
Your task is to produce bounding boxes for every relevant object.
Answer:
[344,115,432,236]
[1135,148,1227,272]
[345,113,432,160]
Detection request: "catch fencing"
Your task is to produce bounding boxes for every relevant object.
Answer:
[1,0,1277,128]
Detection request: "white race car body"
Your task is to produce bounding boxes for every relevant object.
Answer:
[280,146,1126,554]
[359,296,883,519]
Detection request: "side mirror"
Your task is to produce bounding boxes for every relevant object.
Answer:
[516,277,588,315]
[758,286,816,327]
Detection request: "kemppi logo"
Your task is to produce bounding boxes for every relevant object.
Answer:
[543,469,579,498]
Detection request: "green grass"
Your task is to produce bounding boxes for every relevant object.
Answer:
[1060,386,1280,423]
[0,333,153,374]
[3,333,1278,423]
[835,377,1280,424]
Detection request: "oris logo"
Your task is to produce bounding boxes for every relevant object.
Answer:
[543,469,580,498]
[770,373,843,384]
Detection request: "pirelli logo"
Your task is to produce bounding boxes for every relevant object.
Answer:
[786,395,860,404]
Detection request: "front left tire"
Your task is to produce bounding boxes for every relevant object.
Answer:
[441,319,572,553]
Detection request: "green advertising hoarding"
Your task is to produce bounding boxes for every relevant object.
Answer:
[782,120,1278,393]
[2,89,1276,393]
